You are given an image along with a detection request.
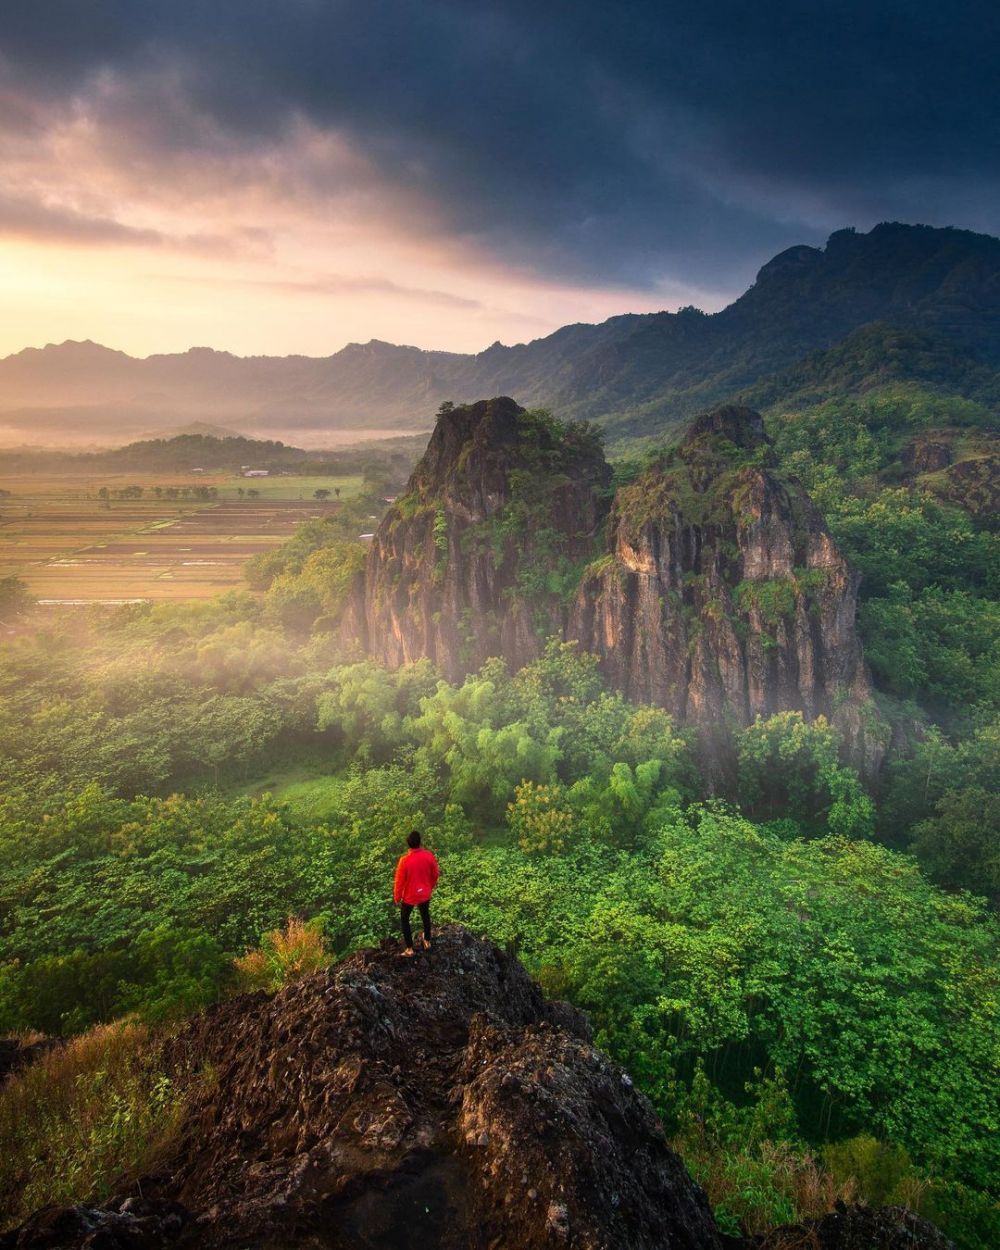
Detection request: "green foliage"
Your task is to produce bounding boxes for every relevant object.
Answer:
[919,1180,1000,1250]
[737,713,875,839]
[0,1023,185,1231]
[507,781,576,854]
[246,513,370,592]
[879,717,1000,897]
[822,1134,915,1206]
[910,788,1000,907]
[826,489,997,600]
[860,584,999,718]
[672,1064,845,1237]
[433,507,448,554]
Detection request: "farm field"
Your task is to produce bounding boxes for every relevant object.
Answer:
[0,470,364,602]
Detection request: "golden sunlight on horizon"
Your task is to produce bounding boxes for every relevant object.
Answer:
[0,73,733,360]
[0,235,721,360]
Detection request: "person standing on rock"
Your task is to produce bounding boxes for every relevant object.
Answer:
[393,830,439,957]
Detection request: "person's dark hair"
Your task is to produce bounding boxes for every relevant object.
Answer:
[407,830,421,849]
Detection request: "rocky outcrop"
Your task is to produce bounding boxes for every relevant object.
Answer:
[902,437,953,475]
[568,406,883,784]
[0,1199,190,1249]
[2,930,955,1250]
[363,397,611,681]
[360,399,882,781]
[754,1202,954,1249]
[937,452,1000,520]
[47,927,722,1249]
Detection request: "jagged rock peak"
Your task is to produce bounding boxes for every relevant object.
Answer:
[364,397,612,681]
[683,403,767,451]
[569,404,885,786]
[408,395,528,500]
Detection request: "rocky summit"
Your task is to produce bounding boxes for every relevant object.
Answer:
[1,928,955,1250]
[363,397,611,681]
[570,405,884,785]
[361,398,883,783]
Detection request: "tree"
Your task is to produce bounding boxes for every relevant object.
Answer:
[910,787,1000,905]
[737,712,875,839]
[0,575,32,621]
[313,488,331,501]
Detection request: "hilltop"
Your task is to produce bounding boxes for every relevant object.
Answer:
[0,928,955,1250]
[2,223,999,448]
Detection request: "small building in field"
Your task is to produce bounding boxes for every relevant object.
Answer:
[243,469,270,477]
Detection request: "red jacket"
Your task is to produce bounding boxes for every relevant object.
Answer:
[393,847,439,906]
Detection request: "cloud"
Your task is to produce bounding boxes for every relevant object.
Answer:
[0,192,164,246]
[0,1,996,294]
[0,189,257,255]
[172,271,485,310]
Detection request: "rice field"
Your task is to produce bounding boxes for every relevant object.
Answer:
[0,471,363,602]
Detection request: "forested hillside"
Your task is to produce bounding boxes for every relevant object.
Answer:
[1,367,997,1244]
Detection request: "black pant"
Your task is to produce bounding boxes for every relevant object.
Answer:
[400,901,431,948]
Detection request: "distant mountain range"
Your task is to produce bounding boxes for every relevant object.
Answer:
[2,222,999,449]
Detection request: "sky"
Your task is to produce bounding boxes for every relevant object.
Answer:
[0,0,996,359]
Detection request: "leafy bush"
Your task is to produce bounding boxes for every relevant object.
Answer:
[737,712,875,838]
[507,780,576,854]
[233,916,329,991]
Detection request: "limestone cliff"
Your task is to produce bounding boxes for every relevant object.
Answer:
[568,406,883,783]
[363,397,611,681]
[361,398,882,782]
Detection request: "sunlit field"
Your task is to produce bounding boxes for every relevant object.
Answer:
[0,471,364,602]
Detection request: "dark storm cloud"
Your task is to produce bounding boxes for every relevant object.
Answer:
[1,0,997,292]
[0,190,243,254]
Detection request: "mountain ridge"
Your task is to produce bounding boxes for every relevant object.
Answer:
[2,222,998,446]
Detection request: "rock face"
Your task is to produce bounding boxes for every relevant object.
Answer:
[360,399,882,781]
[160,927,723,1248]
[363,397,611,681]
[2,930,954,1250]
[568,406,882,784]
[754,1202,955,1250]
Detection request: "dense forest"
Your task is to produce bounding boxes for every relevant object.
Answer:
[1,358,997,1245]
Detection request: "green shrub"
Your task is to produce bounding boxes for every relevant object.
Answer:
[0,1023,185,1230]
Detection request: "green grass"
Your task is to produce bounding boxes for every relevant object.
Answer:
[216,474,365,500]
[232,760,349,822]
[0,1024,187,1231]
[268,775,348,821]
